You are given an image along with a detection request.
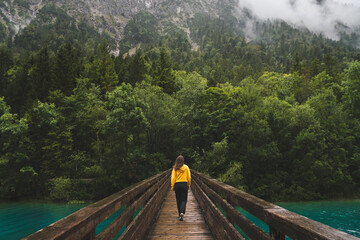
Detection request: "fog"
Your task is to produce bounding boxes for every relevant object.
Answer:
[238,0,360,41]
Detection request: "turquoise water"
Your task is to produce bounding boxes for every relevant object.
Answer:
[0,201,138,240]
[236,200,360,239]
[0,201,88,240]
[1,200,359,239]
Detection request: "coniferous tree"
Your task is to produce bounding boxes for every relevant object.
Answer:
[54,43,82,95]
[85,40,117,94]
[28,47,55,102]
[154,48,176,94]
[0,45,12,97]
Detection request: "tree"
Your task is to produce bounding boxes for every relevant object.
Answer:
[134,82,177,158]
[56,78,107,176]
[153,48,176,94]
[28,46,55,101]
[4,55,38,114]
[25,101,72,178]
[84,40,118,94]
[196,137,229,178]
[54,43,82,95]
[306,90,354,196]
[174,71,207,150]
[0,45,12,97]
[0,98,33,198]
[124,50,152,86]
[103,83,149,188]
[258,72,305,102]
[120,11,160,52]
[344,61,360,117]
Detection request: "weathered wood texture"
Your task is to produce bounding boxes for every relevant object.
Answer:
[23,169,171,240]
[192,179,244,240]
[24,169,360,240]
[97,174,169,240]
[148,189,214,240]
[192,170,360,240]
[194,174,267,240]
[118,177,170,240]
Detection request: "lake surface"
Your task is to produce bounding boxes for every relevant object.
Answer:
[0,201,88,240]
[0,200,359,239]
[236,200,360,239]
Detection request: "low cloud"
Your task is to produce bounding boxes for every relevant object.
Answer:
[238,0,360,41]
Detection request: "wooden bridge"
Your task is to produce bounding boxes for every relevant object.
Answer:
[24,169,359,240]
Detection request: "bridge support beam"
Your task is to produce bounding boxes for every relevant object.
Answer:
[270,227,285,240]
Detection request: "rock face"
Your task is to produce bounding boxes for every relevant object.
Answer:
[0,0,43,35]
[0,0,239,43]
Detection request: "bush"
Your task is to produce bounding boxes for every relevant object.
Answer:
[49,177,92,201]
[49,177,72,201]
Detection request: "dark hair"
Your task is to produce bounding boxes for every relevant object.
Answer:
[173,155,184,171]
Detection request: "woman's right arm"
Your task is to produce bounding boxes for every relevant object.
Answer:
[187,166,191,188]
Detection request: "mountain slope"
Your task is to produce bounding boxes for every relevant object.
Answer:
[1,0,360,53]
[0,0,238,46]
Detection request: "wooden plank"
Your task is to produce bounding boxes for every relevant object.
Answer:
[148,188,214,240]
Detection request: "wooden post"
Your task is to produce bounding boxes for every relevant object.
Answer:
[81,228,96,240]
[270,227,285,240]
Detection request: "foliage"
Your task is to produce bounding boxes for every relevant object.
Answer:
[84,40,118,94]
[195,137,230,178]
[0,98,31,199]
[13,3,105,52]
[1,11,360,202]
[344,61,360,116]
[120,11,160,52]
[49,177,72,201]
[153,47,176,94]
[49,177,91,201]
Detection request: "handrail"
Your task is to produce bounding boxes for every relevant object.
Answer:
[192,170,360,240]
[23,169,359,240]
[192,178,244,239]
[23,169,171,240]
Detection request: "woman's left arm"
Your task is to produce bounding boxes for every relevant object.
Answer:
[171,168,175,190]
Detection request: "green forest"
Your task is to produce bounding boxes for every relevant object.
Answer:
[1,6,360,202]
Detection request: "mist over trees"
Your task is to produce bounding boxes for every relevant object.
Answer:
[1,6,360,202]
[238,0,360,47]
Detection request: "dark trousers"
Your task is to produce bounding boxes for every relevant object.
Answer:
[174,182,188,215]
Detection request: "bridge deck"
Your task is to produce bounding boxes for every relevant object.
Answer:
[148,189,214,239]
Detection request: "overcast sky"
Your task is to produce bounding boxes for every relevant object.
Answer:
[238,0,360,40]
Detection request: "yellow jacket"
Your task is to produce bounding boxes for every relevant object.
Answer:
[171,164,191,190]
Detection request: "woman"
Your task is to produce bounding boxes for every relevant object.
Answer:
[171,155,191,221]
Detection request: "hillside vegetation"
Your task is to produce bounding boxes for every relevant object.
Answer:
[1,6,360,201]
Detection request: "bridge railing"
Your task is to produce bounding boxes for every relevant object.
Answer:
[191,170,359,240]
[24,169,171,240]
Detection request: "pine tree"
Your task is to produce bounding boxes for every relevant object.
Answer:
[0,45,12,97]
[85,40,118,94]
[28,47,55,101]
[54,43,82,95]
[154,48,176,94]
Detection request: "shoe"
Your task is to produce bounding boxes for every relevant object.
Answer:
[179,213,184,221]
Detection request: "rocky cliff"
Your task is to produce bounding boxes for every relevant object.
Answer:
[0,0,239,44]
